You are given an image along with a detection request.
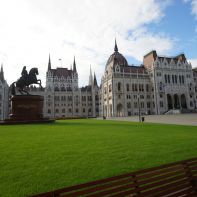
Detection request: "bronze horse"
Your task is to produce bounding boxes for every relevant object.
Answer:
[11,67,42,95]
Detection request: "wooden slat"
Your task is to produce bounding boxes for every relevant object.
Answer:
[137,174,188,192]
[164,187,196,197]
[79,183,136,197]
[137,170,185,185]
[136,165,185,180]
[51,173,135,196]
[140,181,191,196]
[60,178,135,197]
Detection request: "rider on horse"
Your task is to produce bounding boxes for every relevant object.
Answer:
[21,66,28,84]
[10,67,42,95]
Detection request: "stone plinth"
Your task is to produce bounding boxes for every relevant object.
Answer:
[10,95,44,120]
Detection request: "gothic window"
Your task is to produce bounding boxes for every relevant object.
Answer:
[165,75,167,83]
[68,96,72,101]
[179,75,182,84]
[82,96,86,101]
[135,84,138,91]
[62,109,65,113]
[140,95,144,99]
[47,109,51,114]
[127,102,131,108]
[146,84,149,92]
[109,84,112,92]
[95,95,99,101]
[116,66,120,72]
[172,75,174,83]
[126,84,129,91]
[88,96,92,101]
[168,75,170,83]
[175,75,177,83]
[61,86,66,91]
[55,109,59,113]
[118,82,121,91]
[132,84,135,91]
[55,96,60,101]
[182,75,185,84]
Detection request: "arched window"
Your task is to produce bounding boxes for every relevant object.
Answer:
[126,84,129,91]
[165,75,167,83]
[168,75,170,83]
[172,75,174,83]
[175,75,177,83]
[118,82,121,91]
[182,75,184,84]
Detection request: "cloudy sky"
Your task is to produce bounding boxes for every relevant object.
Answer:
[0,0,197,86]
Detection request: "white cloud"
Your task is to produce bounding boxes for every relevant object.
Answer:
[189,58,197,68]
[0,0,174,86]
[191,0,197,19]
[185,0,197,32]
[183,0,191,3]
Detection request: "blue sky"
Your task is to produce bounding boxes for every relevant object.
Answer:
[0,0,197,86]
[127,0,197,65]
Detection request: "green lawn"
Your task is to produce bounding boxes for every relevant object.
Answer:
[0,119,197,197]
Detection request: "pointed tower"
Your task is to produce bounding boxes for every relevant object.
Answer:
[73,56,77,73]
[114,38,118,52]
[0,63,4,82]
[89,65,93,86]
[93,72,98,87]
[48,54,51,70]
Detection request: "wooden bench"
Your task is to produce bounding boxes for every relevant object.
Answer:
[30,157,197,197]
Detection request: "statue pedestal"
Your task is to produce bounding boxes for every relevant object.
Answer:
[0,95,55,124]
[10,95,44,120]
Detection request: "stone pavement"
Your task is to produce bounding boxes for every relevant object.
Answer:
[100,114,197,126]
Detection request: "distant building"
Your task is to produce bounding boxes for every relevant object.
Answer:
[41,55,99,118]
[1,41,197,120]
[0,65,9,120]
[100,41,197,117]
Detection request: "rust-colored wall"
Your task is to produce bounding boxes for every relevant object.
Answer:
[143,51,157,69]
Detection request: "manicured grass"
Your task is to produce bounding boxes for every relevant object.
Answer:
[0,119,197,197]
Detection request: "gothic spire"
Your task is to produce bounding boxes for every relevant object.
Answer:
[0,63,4,82]
[114,38,118,52]
[93,72,98,87]
[89,65,93,86]
[48,54,51,70]
[73,56,77,73]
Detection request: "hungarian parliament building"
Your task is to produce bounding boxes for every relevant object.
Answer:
[1,41,197,120]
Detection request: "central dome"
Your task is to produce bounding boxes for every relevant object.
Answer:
[106,40,128,69]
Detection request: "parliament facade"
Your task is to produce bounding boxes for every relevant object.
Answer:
[0,41,197,120]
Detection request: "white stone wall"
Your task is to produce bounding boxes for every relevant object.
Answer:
[100,54,197,117]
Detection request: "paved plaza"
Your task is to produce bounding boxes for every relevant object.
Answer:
[102,114,197,126]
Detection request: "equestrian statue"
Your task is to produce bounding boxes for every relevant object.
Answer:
[10,66,42,95]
